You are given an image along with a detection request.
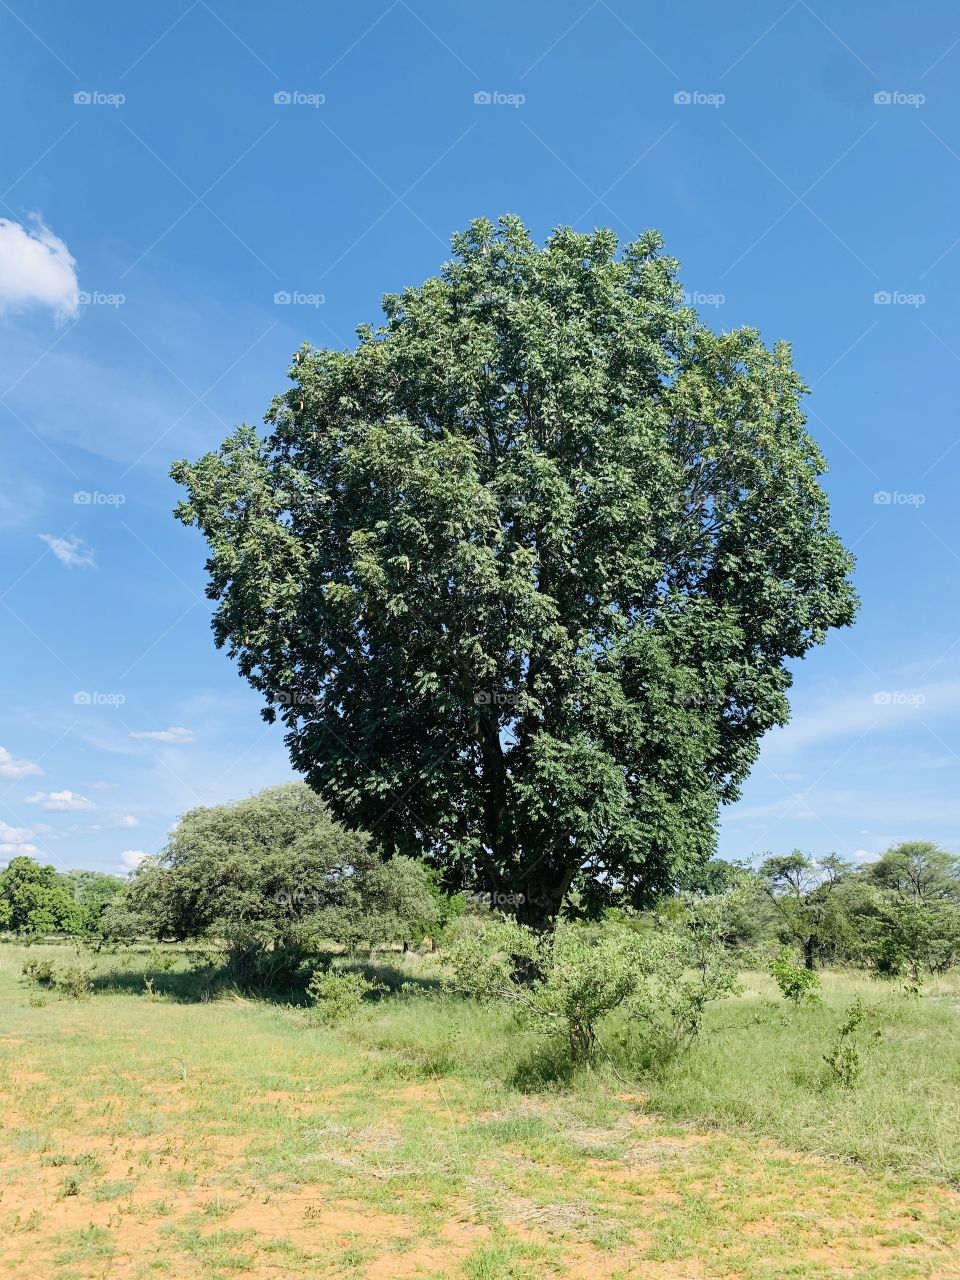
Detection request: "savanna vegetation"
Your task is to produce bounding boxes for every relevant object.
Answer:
[4,221,957,1277]
[5,797,960,1276]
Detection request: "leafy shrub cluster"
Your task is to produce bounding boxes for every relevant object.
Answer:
[306,968,385,1024]
[22,956,93,1000]
[445,885,746,1066]
[771,949,822,1004]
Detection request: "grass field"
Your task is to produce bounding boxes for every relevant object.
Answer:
[2,943,960,1279]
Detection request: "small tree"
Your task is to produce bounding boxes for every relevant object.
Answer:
[771,947,822,1003]
[110,783,437,982]
[63,870,127,937]
[760,852,854,968]
[852,842,960,979]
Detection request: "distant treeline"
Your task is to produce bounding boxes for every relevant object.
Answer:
[3,786,958,984]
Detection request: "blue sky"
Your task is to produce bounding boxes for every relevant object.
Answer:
[1,0,958,876]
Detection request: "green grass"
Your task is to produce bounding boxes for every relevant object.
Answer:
[2,941,960,1279]
[637,969,960,1183]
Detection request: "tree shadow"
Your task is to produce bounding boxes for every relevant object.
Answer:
[88,950,445,1005]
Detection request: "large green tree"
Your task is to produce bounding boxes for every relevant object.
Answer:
[0,856,85,937]
[172,216,857,927]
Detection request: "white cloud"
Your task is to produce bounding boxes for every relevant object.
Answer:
[0,745,43,780]
[39,533,95,568]
[0,217,78,321]
[110,813,139,829]
[91,780,119,791]
[0,820,41,859]
[119,849,148,871]
[130,726,195,745]
[0,820,34,844]
[849,848,881,865]
[25,789,95,812]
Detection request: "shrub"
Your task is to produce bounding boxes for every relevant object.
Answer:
[822,997,880,1088]
[445,894,743,1068]
[22,957,56,986]
[306,968,384,1024]
[56,964,93,1001]
[771,948,822,1004]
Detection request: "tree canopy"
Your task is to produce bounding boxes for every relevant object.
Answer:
[106,783,437,976]
[172,215,857,925]
[0,855,85,937]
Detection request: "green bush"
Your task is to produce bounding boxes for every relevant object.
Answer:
[55,964,93,1001]
[22,957,57,986]
[771,948,822,1004]
[306,968,384,1024]
[822,997,881,1088]
[445,893,743,1068]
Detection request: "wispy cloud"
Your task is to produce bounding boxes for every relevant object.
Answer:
[763,679,960,754]
[130,726,195,745]
[110,812,139,829]
[0,216,78,321]
[25,789,95,812]
[39,534,95,568]
[0,745,43,780]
